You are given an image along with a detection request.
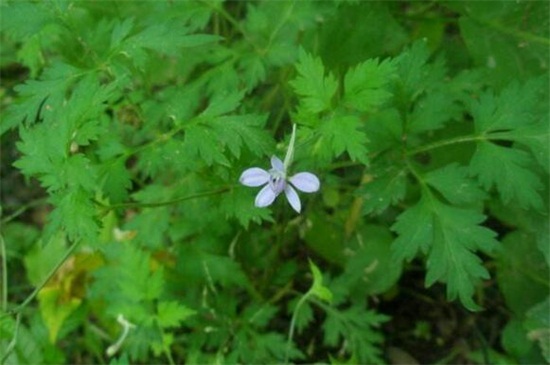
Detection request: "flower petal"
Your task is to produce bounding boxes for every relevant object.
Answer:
[255,184,278,207]
[239,168,270,187]
[289,172,320,193]
[271,156,285,172]
[284,185,301,213]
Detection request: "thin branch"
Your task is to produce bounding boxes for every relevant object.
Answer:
[94,186,233,211]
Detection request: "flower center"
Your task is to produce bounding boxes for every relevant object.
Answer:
[269,169,286,194]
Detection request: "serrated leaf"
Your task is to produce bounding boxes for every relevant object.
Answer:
[183,125,230,166]
[201,90,244,118]
[290,48,338,114]
[209,114,272,158]
[392,193,498,310]
[361,166,407,214]
[322,305,388,364]
[319,115,369,164]
[344,58,395,112]
[219,187,273,228]
[393,40,446,104]
[408,90,459,133]
[47,189,99,243]
[425,163,486,205]
[470,142,543,210]
[2,63,78,134]
[99,159,132,203]
[156,301,195,329]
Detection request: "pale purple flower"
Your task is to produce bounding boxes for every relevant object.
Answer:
[239,125,320,213]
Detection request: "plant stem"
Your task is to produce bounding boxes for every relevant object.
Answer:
[0,312,21,365]
[1,197,48,225]
[95,186,233,211]
[406,134,484,155]
[1,235,7,312]
[284,291,311,364]
[2,239,81,318]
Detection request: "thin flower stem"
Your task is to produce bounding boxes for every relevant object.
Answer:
[95,186,233,211]
[1,235,7,312]
[406,134,485,156]
[1,197,48,225]
[2,239,81,318]
[0,312,21,365]
[284,290,311,364]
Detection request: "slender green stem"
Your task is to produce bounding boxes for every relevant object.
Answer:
[95,186,233,211]
[1,235,7,312]
[475,17,550,47]
[1,312,21,365]
[407,134,484,156]
[2,239,81,318]
[285,291,311,364]
[1,198,48,225]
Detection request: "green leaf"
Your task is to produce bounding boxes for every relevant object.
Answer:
[424,163,486,206]
[322,304,388,364]
[470,142,543,210]
[361,165,407,214]
[219,187,273,228]
[156,301,196,329]
[496,231,549,315]
[0,312,44,364]
[318,114,369,164]
[408,89,459,133]
[524,298,550,363]
[393,40,446,105]
[308,259,333,303]
[2,63,78,134]
[24,233,67,286]
[343,58,395,112]
[38,287,82,343]
[334,225,402,297]
[209,114,273,158]
[290,48,338,114]
[46,189,99,243]
[457,2,549,86]
[468,80,547,209]
[392,193,498,310]
[183,125,230,166]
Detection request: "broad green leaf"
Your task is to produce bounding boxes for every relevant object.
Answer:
[392,194,498,310]
[219,187,273,228]
[424,163,486,206]
[318,115,369,164]
[393,40,446,105]
[334,225,402,297]
[361,165,407,214]
[24,233,67,286]
[408,89,459,133]
[38,287,82,343]
[3,63,78,134]
[496,231,549,315]
[470,142,543,210]
[322,305,389,364]
[183,125,230,166]
[343,58,395,112]
[46,189,99,244]
[156,301,196,329]
[290,48,338,114]
[456,1,549,86]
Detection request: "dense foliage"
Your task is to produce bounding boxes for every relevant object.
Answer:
[1,1,549,364]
